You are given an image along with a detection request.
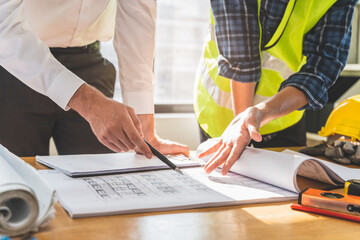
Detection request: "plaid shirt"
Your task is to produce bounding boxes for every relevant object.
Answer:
[211,0,358,110]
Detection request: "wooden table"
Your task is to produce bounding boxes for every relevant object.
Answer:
[22,148,360,240]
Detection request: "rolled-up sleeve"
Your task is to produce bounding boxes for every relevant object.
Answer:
[114,0,156,114]
[0,0,85,110]
[279,0,358,110]
[211,0,261,83]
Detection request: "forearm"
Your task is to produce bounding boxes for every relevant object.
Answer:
[231,81,256,116]
[68,84,104,119]
[137,114,155,140]
[255,86,308,126]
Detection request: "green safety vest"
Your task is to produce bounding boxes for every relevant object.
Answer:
[194,0,337,138]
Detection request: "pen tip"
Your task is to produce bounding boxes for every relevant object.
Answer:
[175,168,184,175]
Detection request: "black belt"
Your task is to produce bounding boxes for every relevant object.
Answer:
[50,41,100,54]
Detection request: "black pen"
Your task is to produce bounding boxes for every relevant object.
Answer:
[144,140,184,175]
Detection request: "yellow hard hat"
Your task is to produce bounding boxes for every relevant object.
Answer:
[318,95,360,142]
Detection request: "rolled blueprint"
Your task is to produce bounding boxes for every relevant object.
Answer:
[0,145,55,236]
[0,184,39,235]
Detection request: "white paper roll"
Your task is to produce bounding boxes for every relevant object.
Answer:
[0,184,39,236]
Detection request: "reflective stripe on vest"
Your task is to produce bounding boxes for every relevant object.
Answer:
[193,35,234,136]
[194,0,337,138]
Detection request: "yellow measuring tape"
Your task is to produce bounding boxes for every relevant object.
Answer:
[345,179,360,197]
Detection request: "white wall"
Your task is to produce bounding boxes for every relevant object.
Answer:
[155,113,200,151]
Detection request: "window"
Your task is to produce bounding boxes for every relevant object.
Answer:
[154,0,210,104]
[101,0,210,108]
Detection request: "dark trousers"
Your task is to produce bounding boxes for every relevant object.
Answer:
[0,42,116,156]
[199,115,306,148]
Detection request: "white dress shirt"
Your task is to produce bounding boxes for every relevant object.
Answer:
[0,0,155,114]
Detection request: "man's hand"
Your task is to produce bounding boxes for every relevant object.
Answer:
[68,84,152,158]
[137,114,190,157]
[199,86,308,175]
[199,107,263,175]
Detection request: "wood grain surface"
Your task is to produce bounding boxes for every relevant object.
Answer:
[18,148,360,240]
